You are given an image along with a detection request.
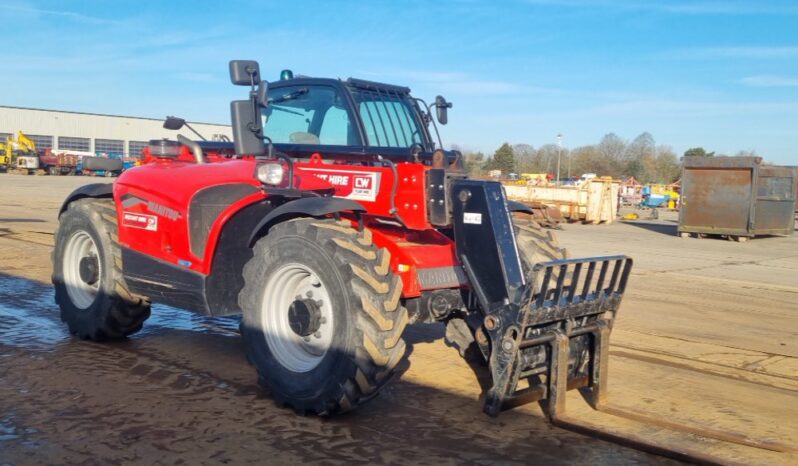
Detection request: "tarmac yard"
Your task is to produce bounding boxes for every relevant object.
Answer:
[1,176,796,465]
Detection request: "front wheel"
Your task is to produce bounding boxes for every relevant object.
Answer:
[52,198,150,340]
[239,218,409,415]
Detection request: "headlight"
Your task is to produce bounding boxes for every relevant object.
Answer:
[256,162,284,185]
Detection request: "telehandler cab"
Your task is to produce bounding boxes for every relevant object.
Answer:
[53,60,632,417]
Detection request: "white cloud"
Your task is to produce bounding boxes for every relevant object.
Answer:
[572,99,798,118]
[0,3,122,25]
[666,45,798,60]
[740,75,798,87]
[523,0,798,15]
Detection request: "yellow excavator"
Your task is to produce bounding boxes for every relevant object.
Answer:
[6,131,42,175]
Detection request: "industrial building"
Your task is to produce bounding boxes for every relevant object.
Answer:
[0,106,232,157]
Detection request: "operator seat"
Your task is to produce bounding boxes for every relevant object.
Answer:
[289,132,320,145]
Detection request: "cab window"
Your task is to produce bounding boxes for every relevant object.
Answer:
[262,85,359,146]
[350,89,425,148]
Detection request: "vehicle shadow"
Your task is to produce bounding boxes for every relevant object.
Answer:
[0,218,47,223]
[1,271,664,465]
[620,220,678,237]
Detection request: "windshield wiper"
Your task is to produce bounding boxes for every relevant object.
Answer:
[270,105,305,117]
[269,87,309,104]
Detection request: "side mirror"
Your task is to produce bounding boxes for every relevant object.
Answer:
[230,100,266,156]
[435,95,452,125]
[229,60,260,86]
[163,116,186,130]
[256,80,269,107]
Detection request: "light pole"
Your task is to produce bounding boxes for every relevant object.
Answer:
[566,138,571,180]
[556,133,562,186]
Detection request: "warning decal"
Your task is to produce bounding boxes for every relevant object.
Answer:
[122,212,158,231]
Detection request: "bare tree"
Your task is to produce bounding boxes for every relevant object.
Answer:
[513,143,536,173]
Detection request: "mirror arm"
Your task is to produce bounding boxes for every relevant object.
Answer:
[275,151,294,189]
[426,102,443,151]
[183,122,207,141]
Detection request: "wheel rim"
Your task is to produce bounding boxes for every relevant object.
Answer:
[260,263,334,372]
[63,230,101,309]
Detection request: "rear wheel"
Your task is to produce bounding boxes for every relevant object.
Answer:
[52,198,150,340]
[239,218,409,415]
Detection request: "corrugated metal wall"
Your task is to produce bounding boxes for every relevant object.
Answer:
[0,106,232,156]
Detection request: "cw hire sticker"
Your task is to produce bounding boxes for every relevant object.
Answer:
[299,168,381,202]
[122,212,158,231]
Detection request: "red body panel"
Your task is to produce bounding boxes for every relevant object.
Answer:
[114,158,264,274]
[114,151,459,297]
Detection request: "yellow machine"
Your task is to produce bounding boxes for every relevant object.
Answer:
[649,184,680,209]
[0,136,12,171]
[7,131,41,174]
[15,131,36,152]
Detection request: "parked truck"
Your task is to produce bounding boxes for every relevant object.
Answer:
[39,149,89,175]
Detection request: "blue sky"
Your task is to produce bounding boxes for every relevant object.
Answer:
[1,0,797,164]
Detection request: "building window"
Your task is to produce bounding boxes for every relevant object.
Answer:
[58,136,90,152]
[128,141,148,157]
[28,134,54,150]
[95,138,124,155]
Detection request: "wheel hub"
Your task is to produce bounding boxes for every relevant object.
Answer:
[288,298,322,337]
[63,230,101,310]
[260,263,334,372]
[79,255,99,285]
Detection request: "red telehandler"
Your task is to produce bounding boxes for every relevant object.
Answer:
[52,61,631,417]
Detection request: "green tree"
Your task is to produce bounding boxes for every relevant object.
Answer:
[684,147,714,158]
[484,142,516,174]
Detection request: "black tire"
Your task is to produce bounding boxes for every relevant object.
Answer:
[515,219,567,267]
[52,198,150,340]
[239,218,408,415]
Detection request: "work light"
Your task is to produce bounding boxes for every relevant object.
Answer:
[256,162,284,185]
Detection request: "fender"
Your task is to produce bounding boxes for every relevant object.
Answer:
[248,196,365,246]
[506,200,534,215]
[59,183,114,216]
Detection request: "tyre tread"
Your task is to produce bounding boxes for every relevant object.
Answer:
[53,198,150,340]
[240,218,409,415]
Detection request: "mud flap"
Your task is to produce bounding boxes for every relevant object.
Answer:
[479,257,632,417]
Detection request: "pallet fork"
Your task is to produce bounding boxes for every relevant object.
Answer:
[451,179,632,417]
